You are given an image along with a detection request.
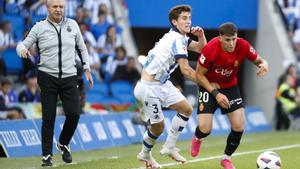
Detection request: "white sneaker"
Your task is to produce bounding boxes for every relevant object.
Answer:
[160,147,186,163]
[137,151,162,169]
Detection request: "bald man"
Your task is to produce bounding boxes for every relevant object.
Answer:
[17,0,93,166]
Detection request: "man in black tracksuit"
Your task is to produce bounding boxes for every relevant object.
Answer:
[16,0,94,166]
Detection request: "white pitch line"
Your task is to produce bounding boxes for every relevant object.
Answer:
[133,144,300,169]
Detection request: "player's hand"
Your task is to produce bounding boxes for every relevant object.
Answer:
[215,93,230,109]
[191,26,204,37]
[84,69,94,88]
[20,49,31,58]
[256,61,269,77]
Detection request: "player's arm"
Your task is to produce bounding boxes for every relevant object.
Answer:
[74,20,94,87]
[187,26,207,53]
[252,55,269,77]
[196,63,230,109]
[177,58,196,82]
[16,24,39,58]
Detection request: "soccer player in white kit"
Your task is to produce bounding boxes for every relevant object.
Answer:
[134,5,207,168]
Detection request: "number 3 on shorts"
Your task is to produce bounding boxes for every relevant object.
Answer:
[151,104,159,114]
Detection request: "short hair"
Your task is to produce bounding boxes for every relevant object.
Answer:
[45,0,64,6]
[168,5,191,26]
[218,22,238,36]
[1,78,12,86]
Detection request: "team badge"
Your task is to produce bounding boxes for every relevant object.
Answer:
[67,26,72,32]
[199,54,206,64]
[199,103,204,112]
[234,60,239,67]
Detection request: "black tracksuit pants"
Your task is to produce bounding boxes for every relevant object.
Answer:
[37,70,80,156]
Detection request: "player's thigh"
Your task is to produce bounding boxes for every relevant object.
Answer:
[162,81,186,110]
[227,108,245,131]
[220,85,244,114]
[197,86,218,114]
[169,99,193,116]
[134,81,164,124]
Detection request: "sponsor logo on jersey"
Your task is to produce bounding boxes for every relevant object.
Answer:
[199,54,206,64]
[215,68,233,77]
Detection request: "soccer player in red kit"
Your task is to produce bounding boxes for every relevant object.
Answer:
[190,22,269,169]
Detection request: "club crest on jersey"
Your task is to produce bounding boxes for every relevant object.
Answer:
[67,26,72,32]
[234,60,239,67]
[199,54,206,64]
[199,103,204,112]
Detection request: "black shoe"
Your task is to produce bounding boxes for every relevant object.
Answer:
[41,154,52,167]
[56,143,72,163]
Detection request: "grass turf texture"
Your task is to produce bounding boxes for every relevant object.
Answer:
[0,131,299,169]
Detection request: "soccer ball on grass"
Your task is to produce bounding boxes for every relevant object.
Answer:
[256,151,281,169]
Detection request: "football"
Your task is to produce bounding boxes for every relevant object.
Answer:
[256,151,281,169]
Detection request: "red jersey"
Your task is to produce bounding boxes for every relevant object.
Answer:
[198,37,258,89]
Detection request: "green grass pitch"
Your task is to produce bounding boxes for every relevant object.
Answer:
[1,131,299,169]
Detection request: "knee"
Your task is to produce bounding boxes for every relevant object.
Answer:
[182,105,193,117]
[231,125,244,132]
[198,123,212,134]
[151,122,164,136]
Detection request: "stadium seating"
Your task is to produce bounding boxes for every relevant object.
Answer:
[88,82,109,96]
[2,48,23,74]
[110,80,133,95]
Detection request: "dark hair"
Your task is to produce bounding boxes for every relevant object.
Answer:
[218,22,238,36]
[168,5,191,26]
[1,78,12,86]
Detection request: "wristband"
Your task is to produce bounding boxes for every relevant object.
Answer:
[211,89,219,97]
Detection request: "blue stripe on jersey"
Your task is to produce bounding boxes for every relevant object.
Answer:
[175,54,188,60]
[172,40,178,54]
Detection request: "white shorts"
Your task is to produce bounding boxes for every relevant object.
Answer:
[134,79,185,124]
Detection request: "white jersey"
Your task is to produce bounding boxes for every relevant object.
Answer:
[143,28,190,83]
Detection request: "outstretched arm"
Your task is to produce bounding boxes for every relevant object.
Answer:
[187,26,207,53]
[253,55,269,77]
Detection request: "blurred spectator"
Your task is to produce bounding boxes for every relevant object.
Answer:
[98,2,114,24]
[96,25,122,56]
[0,78,25,120]
[91,10,110,40]
[75,7,91,26]
[85,40,103,81]
[79,22,97,47]
[83,0,112,24]
[105,46,127,77]
[64,0,80,18]
[0,20,17,52]
[277,63,298,87]
[30,0,47,16]
[18,74,40,103]
[277,74,300,130]
[275,63,299,130]
[112,57,140,85]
